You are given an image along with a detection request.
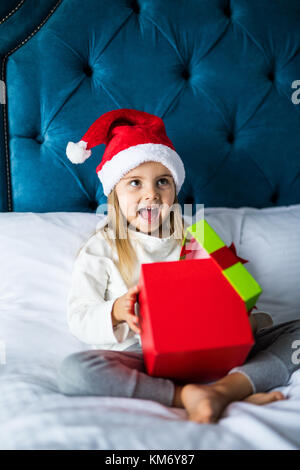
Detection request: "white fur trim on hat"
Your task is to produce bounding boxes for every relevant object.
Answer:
[97,143,185,196]
[66,140,92,164]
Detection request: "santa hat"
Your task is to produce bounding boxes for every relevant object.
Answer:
[66,108,185,196]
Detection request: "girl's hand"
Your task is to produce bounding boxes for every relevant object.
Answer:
[112,284,141,335]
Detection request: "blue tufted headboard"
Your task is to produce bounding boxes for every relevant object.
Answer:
[1,0,300,213]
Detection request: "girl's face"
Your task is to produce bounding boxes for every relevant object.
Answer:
[115,161,176,236]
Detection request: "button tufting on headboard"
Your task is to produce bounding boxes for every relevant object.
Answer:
[223,2,231,18]
[89,201,98,211]
[83,64,93,77]
[227,132,234,144]
[267,70,275,82]
[181,68,190,81]
[131,0,140,15]
[35,134,44,144]
[2,0,300,212]
[184,195,194,205]
[271,192,278,204]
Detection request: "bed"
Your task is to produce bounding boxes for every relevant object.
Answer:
[1,0,300,450]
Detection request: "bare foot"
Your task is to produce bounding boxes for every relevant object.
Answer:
[181,383,232,424]
[180,384,286,424]
[243,391,286,405]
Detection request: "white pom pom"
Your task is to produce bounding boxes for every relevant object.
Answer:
[66,140,92,164]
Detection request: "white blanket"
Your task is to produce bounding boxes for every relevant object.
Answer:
[0,209,300,450]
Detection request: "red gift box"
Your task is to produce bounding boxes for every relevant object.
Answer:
[137,258,254,383]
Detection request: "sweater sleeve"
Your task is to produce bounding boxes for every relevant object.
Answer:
[66,241,131,346]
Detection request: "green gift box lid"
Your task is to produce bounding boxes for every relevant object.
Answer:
[180,219,262,312]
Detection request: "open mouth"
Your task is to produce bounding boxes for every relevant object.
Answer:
[138,207,161,223]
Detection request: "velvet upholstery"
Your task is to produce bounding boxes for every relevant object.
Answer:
[1,0,300,212]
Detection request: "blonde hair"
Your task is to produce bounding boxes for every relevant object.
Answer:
[76,186,186,288]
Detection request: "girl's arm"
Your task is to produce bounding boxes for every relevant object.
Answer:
[67,248,131,346]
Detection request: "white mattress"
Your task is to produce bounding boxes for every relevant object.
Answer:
[0,208,300,450]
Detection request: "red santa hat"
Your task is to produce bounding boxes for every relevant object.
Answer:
[66,108,185,196]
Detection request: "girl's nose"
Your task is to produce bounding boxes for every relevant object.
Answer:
[144,185,159,200]
[144,193,159,203]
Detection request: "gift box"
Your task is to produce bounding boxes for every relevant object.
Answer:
[137,260,255,383]
[180,219,262,313]
[137,219,261,382]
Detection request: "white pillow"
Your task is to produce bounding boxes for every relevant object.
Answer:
[0,212,105,361]
[0,204,298,347]
[204,204,300,325]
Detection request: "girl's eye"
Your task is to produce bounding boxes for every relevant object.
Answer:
[129,180,140,187]
[129,178,170,187]
[158,178,169,186]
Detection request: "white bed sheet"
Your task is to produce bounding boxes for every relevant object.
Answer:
[0,210,300,450]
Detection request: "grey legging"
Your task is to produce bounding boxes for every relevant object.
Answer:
[57,319,300,407]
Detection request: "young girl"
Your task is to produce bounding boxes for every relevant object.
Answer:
[58,108,300,424]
